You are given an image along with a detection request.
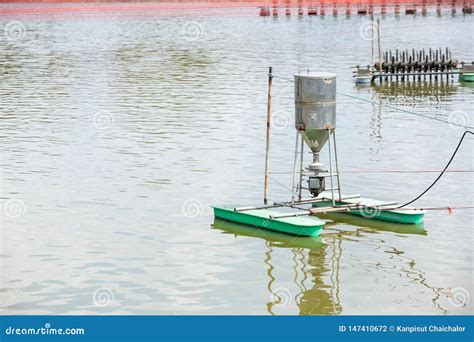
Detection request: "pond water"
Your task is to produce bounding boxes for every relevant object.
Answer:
[0,9,473,314]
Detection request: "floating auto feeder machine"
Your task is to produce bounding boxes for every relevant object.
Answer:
[352,19,473,84]
[213,70,424,237]
[354,47,474,84]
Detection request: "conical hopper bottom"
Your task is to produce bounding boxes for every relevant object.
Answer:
[301,129,330,153]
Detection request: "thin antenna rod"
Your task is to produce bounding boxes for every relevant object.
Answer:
[264,66,273,205]
[371,14,374,67]
[377,18,383,83]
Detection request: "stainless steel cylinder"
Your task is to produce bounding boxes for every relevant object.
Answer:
[294,72,337,153]
[295,72,337,105]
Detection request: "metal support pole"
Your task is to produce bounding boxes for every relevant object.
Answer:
[291,132,300,204]
[377,19,383,84]
[333,130,342,201]
[371,14,374,69]
[327,129,336,206]
[298,131,304,201]
[263,66,273,205]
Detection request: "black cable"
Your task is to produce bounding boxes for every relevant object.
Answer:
[396,130,474,209]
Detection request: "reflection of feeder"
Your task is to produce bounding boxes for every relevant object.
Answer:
[212,218,342,315]
[372,80,458,99]
[212,215,430,315]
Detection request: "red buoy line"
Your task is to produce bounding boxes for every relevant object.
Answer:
[0,1,472,17]
[259,3,473,16]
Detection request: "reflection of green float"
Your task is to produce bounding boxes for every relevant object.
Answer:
[213,218,323,249]
[317,212,426,235]
[460,79,474,89]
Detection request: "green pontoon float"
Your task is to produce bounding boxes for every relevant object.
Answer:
[460,62,474,82]
[318,211,426,236]
[213,205,324,237]
[312,193,425,225]
[460,73,474,82]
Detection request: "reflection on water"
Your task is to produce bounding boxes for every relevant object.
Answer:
[320,213,427,235]
[372,81,458,101]
[213,217,448,315]
[213,218,342,315]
